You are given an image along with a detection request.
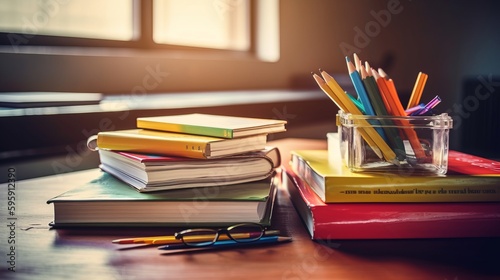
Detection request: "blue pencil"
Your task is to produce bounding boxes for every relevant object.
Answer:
[346,56,386,140]
[346,56,375,116]
[158,236,291,250]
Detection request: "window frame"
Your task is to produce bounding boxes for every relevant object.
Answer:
[0,0,257,55]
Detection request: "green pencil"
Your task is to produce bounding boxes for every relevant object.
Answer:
[361,62,406,160]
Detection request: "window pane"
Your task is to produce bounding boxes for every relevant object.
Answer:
[0,0,134,41]
[153,0,250,50]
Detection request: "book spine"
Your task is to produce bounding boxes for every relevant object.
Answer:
[97,133,208,159]
[311,209,500,239]
[325,185,500,203]
[322,177,500,203]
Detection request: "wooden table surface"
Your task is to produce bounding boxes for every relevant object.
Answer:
[1,138,500,280]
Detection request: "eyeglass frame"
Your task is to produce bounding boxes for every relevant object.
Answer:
[174,223,266,247]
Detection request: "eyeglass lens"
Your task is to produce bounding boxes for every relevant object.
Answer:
[227,223,264,242]
[180,229,219,247]
[179,223,264,247]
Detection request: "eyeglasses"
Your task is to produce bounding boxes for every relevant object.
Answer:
[174,223,266,247]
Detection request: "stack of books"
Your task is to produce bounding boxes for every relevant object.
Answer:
[284,133,500,240]
[48,113,287,228]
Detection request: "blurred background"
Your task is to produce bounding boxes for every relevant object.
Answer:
[1,0,499,181]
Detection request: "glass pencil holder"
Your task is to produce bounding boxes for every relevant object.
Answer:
[336,110,453,175]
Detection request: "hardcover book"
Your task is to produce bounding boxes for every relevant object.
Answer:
[284,168,500,239]
[447,150,500,175]
[47,171,277,227]
[91,129,267,159]
[98,147,281,192]
[137,113,287,138]
[291,150,500,203]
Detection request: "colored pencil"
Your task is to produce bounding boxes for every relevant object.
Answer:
[346,91,365,114]
[407,72,428,110]
[315,71,398,164]
[372,69,427,161]
[158,236,292,250]
[412,95,441,116]
[313,72,382,159]
[405,103,425,115]
[112,230,281,245]
[346,57,376,116]
[362,62,406,159]
[353,53,363,74]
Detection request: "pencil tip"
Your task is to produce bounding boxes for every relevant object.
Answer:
[391,159,401,166]
[345,56,350,62]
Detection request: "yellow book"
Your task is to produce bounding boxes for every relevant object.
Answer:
[290,150,500,203]
[93,129,267,159]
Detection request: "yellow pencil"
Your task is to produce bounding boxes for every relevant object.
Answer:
[315,71,397,164]
[152,229,281,245]
[112,235,180,245]
[407,72,428,110]
[113,230,281,245]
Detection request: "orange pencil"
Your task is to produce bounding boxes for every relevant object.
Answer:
[378,68,399,97]
[372,69,427,161]
[407,72,428,110]
[372,68,393,115]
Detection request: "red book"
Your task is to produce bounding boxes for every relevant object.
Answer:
[448,150,500,175]
[283,167,500,240]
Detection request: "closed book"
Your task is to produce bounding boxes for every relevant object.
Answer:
[0,92,102,108]
[98,147,281,192]
[447,150,500,175]
[92,129,267,159]
[137,113,287,138]
[291,150,500,203]
[47,171,277,227]
[283,168,500,239]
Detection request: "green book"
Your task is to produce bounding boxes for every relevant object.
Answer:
[47,171,277,227]
[137,113,287,138]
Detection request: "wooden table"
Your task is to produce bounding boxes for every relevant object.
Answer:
[1,138,500,279]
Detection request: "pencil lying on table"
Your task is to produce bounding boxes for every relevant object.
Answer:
[112,229,281,245]
[158,236,292,250]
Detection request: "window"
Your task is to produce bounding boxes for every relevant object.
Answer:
[0,0,279,96]
[154,0,250,51]
[0,0,252,51]
[0,0,135,41]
